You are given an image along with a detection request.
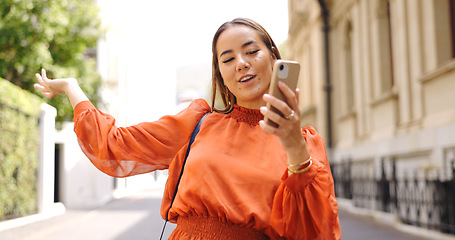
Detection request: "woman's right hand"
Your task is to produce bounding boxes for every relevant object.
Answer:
[34,68,89,108]
[34,68,77,99]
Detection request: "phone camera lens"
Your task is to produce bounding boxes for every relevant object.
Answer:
[279,64,284,70]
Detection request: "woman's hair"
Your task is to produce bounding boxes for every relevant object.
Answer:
[211,18,282,113]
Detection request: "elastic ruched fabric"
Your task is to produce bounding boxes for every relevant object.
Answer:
[169,216,270,240]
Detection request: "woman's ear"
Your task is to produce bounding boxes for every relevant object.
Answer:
[271,47,278,59]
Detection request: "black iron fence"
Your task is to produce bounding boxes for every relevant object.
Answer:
[331,157,455,234]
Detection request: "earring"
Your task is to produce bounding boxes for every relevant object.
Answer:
[225,87,232,106]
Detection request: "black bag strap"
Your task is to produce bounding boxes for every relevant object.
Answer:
[159,112,210,240]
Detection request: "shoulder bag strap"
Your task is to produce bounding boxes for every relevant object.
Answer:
[159,112,210,239]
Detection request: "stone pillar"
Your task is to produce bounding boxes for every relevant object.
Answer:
[389,0,412,126]
[406,1,424,122]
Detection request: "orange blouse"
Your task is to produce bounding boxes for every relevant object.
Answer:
[73,99,341,240]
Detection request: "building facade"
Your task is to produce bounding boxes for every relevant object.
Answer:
[288,0,455,234]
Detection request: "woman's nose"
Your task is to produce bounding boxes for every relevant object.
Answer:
[236,57,250,71]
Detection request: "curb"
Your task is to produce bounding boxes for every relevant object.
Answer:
[0,203,66,233]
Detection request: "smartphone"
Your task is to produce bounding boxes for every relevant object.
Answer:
[264,60,300,128]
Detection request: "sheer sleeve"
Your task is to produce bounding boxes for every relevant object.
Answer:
[270,127,342,240]
[72,99,211,178]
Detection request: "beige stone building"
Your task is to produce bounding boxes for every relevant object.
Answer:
[288,0,455,172]
[287,0,455,233]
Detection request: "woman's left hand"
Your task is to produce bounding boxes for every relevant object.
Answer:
[259,81,309,166]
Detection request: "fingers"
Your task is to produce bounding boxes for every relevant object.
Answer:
[259,119,279,134]
[41,68,48,82]
[262,81,300,121]
[35,69,48,86]
[34,69,56,99]
[35,72,42,83]
[263,94,292,118]
[33,83,43,91]
[295,88,300,104]
[34,82,53,98]
[261,82,306,150]
[35,72,46,91]
[260,81,302,136]
[260,106,298,134]
[277,81,299,111]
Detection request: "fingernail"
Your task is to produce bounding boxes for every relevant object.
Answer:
[259,120,267,126]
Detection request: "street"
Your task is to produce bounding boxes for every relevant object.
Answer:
[0,189,431,240]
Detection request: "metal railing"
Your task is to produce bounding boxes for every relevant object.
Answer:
[331,158,455,234]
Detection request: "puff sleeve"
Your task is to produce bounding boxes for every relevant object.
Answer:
[72,99,211,177]
[270,127,342,240]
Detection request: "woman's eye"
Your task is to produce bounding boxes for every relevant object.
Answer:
[222,57,234,64]
[248,50,259,55]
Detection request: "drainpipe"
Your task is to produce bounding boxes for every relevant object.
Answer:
[317,0,333,149]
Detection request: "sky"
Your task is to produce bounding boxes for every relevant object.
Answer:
[98,0,289,123]
[125,0,289,68]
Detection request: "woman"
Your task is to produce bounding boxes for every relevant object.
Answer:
[35,18,341,240]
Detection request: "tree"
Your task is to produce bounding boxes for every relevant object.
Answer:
[0,0,103,125]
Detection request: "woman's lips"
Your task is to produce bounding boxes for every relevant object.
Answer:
[238,75,256,84]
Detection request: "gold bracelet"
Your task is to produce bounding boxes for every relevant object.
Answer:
[288,160,312,174]
[288,156,312,169]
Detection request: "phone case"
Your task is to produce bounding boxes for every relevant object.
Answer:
[264,60,300,128]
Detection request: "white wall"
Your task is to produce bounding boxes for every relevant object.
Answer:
[55,123,113,209]
[37,103,57,213]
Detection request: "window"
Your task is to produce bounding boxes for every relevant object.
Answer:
[371,0,394,99]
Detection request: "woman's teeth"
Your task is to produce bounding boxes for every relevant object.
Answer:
[240,76,254,82]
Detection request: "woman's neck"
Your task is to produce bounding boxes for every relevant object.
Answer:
[236,99,266,110]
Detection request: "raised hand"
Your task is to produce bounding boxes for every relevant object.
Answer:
[34,68,77,99]
[34,68,88,108]
[259,81,310,170]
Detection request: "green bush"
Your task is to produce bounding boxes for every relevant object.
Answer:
[0,78,42,221]
[0,0,103,128]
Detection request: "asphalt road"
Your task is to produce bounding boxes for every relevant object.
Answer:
[0,189,433,240]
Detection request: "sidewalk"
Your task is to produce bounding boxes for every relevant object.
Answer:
[0,189,175,240]
[338,198,455,240]
[0,190,453,240]
[339,210,425,240]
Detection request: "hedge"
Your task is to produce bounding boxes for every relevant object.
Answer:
[0,78,43,221]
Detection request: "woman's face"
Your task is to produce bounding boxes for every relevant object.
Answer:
[216,25,276,109]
